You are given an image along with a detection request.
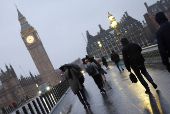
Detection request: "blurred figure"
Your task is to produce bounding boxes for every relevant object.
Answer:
[111,50,124,72]
[121,38,157,94]
[155,12,170,73]
[63,66,89,109]
[85,59,106,93]
[101,57,109,68]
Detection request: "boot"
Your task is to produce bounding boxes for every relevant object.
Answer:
[145,89,151,94]
[85,101,90,107]
[151,82,157,89]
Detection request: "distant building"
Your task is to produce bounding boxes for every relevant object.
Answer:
[144,0,170,31]
[86,12,155,58]
[0,64,43,109]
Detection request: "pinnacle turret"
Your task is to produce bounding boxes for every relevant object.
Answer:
[98,24,105,33]
[16,6,32,33]
[86,30,93,39]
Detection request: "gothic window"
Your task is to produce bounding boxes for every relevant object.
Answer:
[1,97,5,103]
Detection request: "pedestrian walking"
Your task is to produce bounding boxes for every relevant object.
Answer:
[111,50,124,72]
[155,12,170,73]
[85,59,106,93]
[101,57,109,68]
[121,38,157,94]
[62,65,89,109]
[86,55,107,82]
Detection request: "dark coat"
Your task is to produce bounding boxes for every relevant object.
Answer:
[122,42,144,72]
[155,12,170,66]
[111,53,120,63]
[102,57,107,65]
[64,68,83,94]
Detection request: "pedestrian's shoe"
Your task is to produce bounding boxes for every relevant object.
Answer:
[151,82,157,89]
[101,88,106,93]
[145,89,151,94]
[85,101,90,107]
[122,68,124,70]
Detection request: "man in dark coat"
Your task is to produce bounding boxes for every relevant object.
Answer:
[155,12,170,72]
[121,38,157,94]
[111,50,124,72]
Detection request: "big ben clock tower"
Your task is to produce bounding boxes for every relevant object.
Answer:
[16,8,60,86]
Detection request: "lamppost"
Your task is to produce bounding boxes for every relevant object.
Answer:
[108,12,120,35]
[97,41,109,58]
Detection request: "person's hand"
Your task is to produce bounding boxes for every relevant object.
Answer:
[166,65,170,73]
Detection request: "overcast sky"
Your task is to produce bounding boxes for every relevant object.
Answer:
[0,0,156,78]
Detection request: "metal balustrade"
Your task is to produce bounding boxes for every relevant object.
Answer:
[5,80,70,114]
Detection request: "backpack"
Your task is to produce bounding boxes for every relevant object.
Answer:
[69,68,85,84]
[86,64,97,76]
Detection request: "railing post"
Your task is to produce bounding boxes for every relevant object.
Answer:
[48,91,55,106]
[39,96,49,113]
[36,98,46,114]
[16,110,20,114]
[28,103,35,114]
[42,94,51,111]
[51,88,57,103]
[22,106,28,114]
[32,100,41,114]
[45,92,53,108]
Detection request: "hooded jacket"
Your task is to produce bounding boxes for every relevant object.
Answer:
[121,38,144,71]
[111,53,120,63]
[155,12,170,66]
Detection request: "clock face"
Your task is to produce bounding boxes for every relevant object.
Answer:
[26,36,35,44]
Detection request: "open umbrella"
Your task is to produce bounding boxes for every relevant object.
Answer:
[59,64,81,72]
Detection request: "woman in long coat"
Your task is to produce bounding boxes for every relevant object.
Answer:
[64,67,89,108]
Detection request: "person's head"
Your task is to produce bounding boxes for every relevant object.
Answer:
[121,38,129,46]
[85,59,89,64]
[155,12,168,25]
[112,50,115,54]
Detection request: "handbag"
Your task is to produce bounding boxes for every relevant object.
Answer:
[129,73,138,83]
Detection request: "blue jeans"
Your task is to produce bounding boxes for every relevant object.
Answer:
[133,64,153,90]
[116,62,123,70]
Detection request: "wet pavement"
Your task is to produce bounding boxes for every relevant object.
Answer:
[52,64,170,114]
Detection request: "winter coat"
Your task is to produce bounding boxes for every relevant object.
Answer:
[111,53,120,63]
[122,43,144,72]
[155,12,170,66]
[102,58,107,65]
[64,68,83,95]
[85,62,99,76]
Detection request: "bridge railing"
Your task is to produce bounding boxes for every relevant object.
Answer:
[9,80,69,114]
[108,44,162,64]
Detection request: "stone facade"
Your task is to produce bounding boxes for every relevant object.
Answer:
[144,0,170,30]
[0,65,43,109]
[17,8,60,86]
[86,12,155,58]
[0,65,26,109]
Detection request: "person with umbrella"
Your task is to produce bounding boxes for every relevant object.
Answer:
[101,56,109,69]
[59,64,89,109]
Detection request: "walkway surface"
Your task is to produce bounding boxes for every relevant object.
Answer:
[52,64,170,114]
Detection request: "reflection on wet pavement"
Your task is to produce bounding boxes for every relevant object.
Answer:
[52,64,170,114]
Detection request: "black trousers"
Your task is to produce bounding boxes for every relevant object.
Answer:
[92,74,103,90]
[77,89,87,106]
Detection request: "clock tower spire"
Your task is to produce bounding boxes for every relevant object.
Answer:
[16,7,60,86]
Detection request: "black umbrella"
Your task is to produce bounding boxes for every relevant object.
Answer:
[59,64,81,72]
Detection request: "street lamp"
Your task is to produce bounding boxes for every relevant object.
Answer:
[108,12,121,35]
